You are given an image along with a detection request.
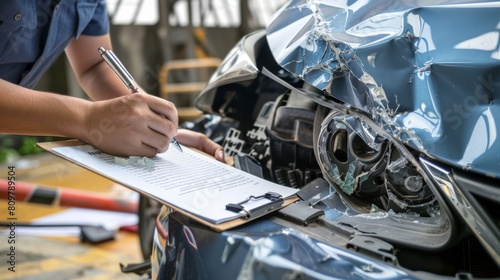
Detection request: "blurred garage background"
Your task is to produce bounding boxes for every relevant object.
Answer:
[0,1,287,279]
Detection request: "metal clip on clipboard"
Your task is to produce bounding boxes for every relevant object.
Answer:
[225,192,284,219]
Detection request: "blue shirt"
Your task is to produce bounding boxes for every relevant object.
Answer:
[0,0,109,88]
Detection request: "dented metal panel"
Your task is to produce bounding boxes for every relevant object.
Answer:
[266,0,500,178]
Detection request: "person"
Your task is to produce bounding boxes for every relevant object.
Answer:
[0,0,224,161]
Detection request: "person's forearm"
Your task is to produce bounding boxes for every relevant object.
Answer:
[65,35,130,101]
[0,79,91,141]
[77,59,130,101]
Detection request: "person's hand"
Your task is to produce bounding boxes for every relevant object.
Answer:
[81,93,178,157]
[175,129,225,162]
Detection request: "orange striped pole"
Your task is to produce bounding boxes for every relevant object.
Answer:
[0,180,138,213]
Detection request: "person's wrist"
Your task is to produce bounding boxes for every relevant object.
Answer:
[73,99,95,145]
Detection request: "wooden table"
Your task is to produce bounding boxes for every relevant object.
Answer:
[0,153,145,279]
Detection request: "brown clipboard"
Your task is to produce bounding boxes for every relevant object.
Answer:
[37,140,298,232]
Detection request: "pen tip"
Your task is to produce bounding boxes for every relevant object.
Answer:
[172,139,183,152]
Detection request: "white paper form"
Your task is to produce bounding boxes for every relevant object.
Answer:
[6,208,138,236]
[51,145,298,224]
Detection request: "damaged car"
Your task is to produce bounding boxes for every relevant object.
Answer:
[144,0,500,279]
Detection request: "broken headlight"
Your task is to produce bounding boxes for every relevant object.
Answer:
[317,110,436,215]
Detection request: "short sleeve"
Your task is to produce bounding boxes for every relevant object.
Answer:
[81,0,109,36]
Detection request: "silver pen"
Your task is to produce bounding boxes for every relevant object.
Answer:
[98,47,183,152]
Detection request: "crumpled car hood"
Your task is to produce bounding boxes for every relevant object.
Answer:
[266,0,500,178]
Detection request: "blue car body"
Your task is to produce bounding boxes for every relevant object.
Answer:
[151,1,500,279]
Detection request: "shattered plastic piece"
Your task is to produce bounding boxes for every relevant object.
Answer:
[356,211,389,220]
[370,204,380,213]
[356,172,369,186]
[327,163,356,195]
[329,165,344,187]
[360,73,388,103]
[114,156,155,172]
[343,164,356,195]
[426,206,440,218]
[387,190,408,210]
[387,157,408,173]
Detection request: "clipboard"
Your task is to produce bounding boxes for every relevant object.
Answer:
[37,140,298,232]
